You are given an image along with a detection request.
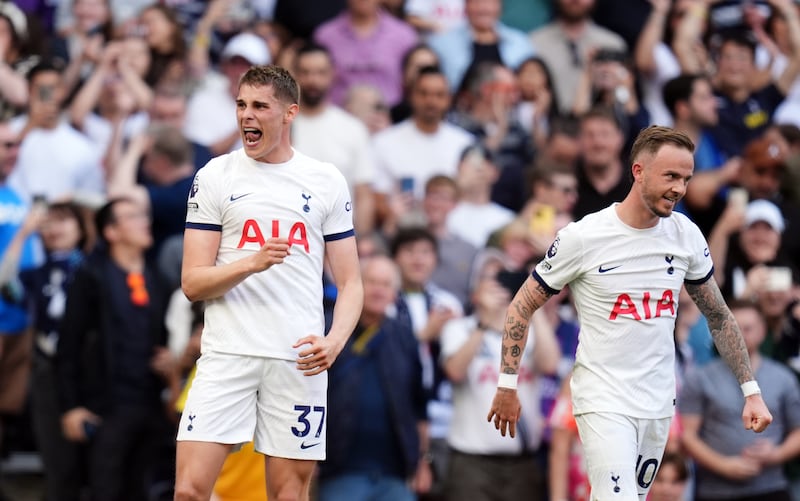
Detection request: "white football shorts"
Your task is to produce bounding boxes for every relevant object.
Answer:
[176,350,328,460]
[575,412,671,501]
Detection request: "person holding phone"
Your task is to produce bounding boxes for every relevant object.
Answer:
[6,61,105,203]
[488,126,772,501]
[371,66,474,219]
[708,197,797,301]
[1,200,88,501]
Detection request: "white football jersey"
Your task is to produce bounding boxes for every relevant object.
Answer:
[534,204,713,419]
[186,148,354,359]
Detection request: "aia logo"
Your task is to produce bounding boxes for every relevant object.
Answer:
[238,219,310,252]
[609,290,675,320]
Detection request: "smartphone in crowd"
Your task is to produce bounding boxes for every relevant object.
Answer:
[32,193,47,208]
[400,176,415,194]
[529,205,556,236]
[766,267,793,292]
[728,187,748,212]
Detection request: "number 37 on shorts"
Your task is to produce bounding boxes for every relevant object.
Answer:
[292,404,326,451]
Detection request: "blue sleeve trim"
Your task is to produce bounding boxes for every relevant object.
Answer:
[532,269,561,295]
[324,229,355,242]
[684,266,715,285]
[185,222,222,231]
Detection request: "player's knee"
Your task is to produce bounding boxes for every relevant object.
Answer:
[173,480,208,501]
[271,481,306,501]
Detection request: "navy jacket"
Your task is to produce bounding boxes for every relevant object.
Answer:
[322,314,428,479]
[56,250,170,415]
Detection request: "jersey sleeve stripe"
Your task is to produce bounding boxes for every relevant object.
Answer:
[684,266,715,285]
[532,269,561,295]
[323,229,355,242]
[185,222,223,231]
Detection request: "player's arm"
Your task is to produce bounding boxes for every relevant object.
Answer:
[500,277,554,376]
[685,278,752,383]
[294,236,363,376]
[181,228,290,302]
[487,276,553,438]
[323,235,363,351]
[685,277,773,432]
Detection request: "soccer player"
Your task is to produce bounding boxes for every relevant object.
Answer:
[487,125,773,501]
[174,65,363,501]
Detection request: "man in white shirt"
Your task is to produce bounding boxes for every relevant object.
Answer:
[371,66,474,217]
[8,61,104,204]
[488,126,773,501]
[292,42,375,235]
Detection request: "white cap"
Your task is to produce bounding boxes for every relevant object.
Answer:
[745,199,784,233]
[0,2,27,41]
[221,32,271,66]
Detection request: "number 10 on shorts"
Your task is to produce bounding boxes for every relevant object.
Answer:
[292,405,326,438]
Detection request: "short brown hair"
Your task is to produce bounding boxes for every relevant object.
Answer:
[630,125,695,165]
[425,174,458,195]
[150,124,193,167]
[239,64,299,104]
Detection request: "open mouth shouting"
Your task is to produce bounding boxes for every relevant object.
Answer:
[243,127,262,146]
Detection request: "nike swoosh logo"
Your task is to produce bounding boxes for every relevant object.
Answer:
[598,264,622,273]
[230,193,252,202]
[300,442,320,450]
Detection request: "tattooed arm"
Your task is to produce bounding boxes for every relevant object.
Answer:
[500,277,554,375]
[685,277,773,433]
[684,278,752,384]
[488,277,554,438]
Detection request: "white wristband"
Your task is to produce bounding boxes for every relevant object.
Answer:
[497,373,518,390]
[741,380,761,397]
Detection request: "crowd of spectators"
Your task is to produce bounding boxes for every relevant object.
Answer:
[1,0,800,500]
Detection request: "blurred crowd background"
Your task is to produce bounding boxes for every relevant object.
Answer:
[1,0,800,500]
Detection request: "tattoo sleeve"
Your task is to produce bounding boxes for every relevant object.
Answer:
[685,278,754,384]
[500,278,553,375]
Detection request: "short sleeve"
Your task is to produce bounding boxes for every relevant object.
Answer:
[533,222,584,294]
[185,161,223,231]
[322,167,355,241]
[684,220,714,284]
